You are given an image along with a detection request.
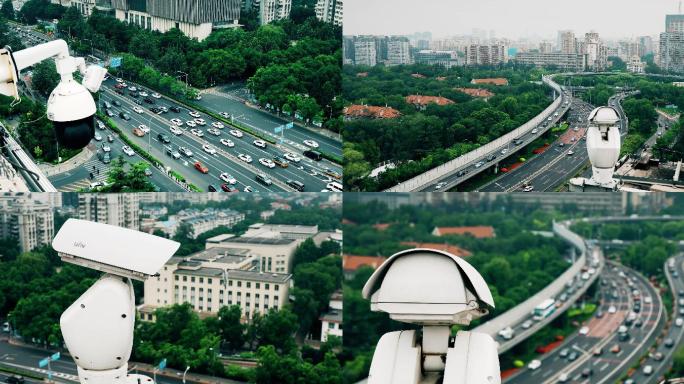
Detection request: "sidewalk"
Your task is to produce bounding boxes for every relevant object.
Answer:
[38,144,95,177]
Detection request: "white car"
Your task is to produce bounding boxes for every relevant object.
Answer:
[253,139,267,149]
[207,128,221,136]
[203,144,217,155]
[138,124,150,134]
[89,181,104,190]
[220,138,235,147]
[531,128,538,134]
[194,118,206,126]
[523,185,534,192]
[139,91,148,97]
[169,126,183,135]
[189,111,201,118]
[94,132,102,141]
[676,318,684,327]
[579,326,589,335]
[475,161,485,168]
[284,152,301,163]
[326,181,343,192]
[151,92,162,99]
[219,173,237,184]
[521,320,533,329]
[116,77,123,83]
[133,106,144,114]
[303,139,319,148]
[229,129,243,138]
[567,150,574,156]
[259,158,276,168]
[528,360,542,370]
[238,153,252,163]
[190,129,204,137]
[186,120,197,127]
[219,112,230,118]
[128,86,137,92]
[100,143,111,152]
[500,148,508,155]
[122,145,135,156]
[244,186,253,192]
[608,305,617,313]
[211,122,224,129]
[170,118,183,126]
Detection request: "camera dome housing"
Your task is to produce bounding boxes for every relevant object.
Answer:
[47,78,96,149]
[363,248,495,325]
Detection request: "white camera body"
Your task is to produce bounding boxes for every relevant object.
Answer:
[363,249,501,384]
[586,106,621,186]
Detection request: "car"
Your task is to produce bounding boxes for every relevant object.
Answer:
[129,91,139,98]
[287,179,305,191]
[179,147,193,157]
[122,145,135,156]
[133,99,142,105]
[259,158,276,168]
[500,148,508,155]
[112,100,121,107]
[644,296,652,304]
[144,168,152,177]
[194,161,209,174]
[157,133,171,144]
[528,360,541,370]
[255,173,272,186]
[523,185,534,192]
[166,147,181,159]
[238,153,252,163]
[273,157,289,168]
[138,124,150,134]
[221,184,239,192]
[229,129,243,138]
[139,91,149,97]
[194,118,206,126]
[211,122,224,129]
[593,347,603,356]
[610,344,621,353]
[558,373,569,383]
[107,135,114,142]
[579,326,589,335]
[652,352,664,361]
[119,111,131,120]
[595,310,603,318]
[568,351,578,361]
[133,106,144,114]
[169,126,183,135]
[475,161,485,168]
[116,77,123,83]
[93,132,102,141]
[581,368,592,377]
[170,106,181,113]
[219,112,230,118]
[666,338,675,348]
[105,109,114,117]
[220,138,235,147]
[324,169,342,180]
[190,129,204,137]
[303,139,319,148]
[189,111,201,118]
[643,365,653,375]
[100,143,111,152]
[531,128,538,134]
[170,118,183,126]
[128,86,137,92]
[284,152,301,163]
[158,106,168,114]
[679,307,684,316]
[144,97,155,104]
[186,120,197,127]
[304,150,323,161]
[208,185,218,192]
[326,181,343,192]
[6,375,25,384]
[244,186,254,192]
[98,151,111,164]
[102,100,112,109]
[132,127,145,137]
[203,144,217,155]
[608,305,617,313]
[207,128,221,136]
[521,320,533,329]
[676,318,683,327]
[151,92,162,99]
[559,348,569,358]
[220,173,237,184]
[558,142,565,147]
[567,150,574,156]
[96,120,106,130]
[253,139,267,148]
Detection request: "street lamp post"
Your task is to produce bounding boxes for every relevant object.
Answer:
[182,366,190,384]
[176,71,189,92]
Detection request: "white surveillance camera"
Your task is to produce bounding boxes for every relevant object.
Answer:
[53,219,180,384]
[586,106,621,186]
[52,219,181,281]
[363,248,500,384]
[0,40,106,150]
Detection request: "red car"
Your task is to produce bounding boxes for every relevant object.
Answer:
[194,161,209,174]
[221,184,239,192]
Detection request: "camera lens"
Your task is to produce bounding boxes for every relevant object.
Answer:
[53,116,95,149]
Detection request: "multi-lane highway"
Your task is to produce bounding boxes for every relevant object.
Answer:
[506,262,663,384]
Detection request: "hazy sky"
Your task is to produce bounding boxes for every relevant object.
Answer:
[344,0,680,40]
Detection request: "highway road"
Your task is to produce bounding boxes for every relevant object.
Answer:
[506,262,663,384]
[197,84,342,158]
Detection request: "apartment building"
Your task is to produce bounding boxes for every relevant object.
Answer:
[414,50,460,68]
[514,52,586,72]
[258,0,291,25]
[314,0,342,26]
[77,193,140,230]
[0,194,54,253]
[354,39,377,66]
[464,44,507,66]
[386,38,411,66]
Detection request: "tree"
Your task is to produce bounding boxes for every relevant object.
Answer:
[255,309,298,352]
[100,157,156,192]
[216,305,246,351]
[31,59,59,96]
[1,0,15,20]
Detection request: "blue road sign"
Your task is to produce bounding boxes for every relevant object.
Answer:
[158,358,167,370]
[38,358,49,368]
[51,352,61,361]
[274,126,283,133]
[286,122,294,129]
[110,57,122,68]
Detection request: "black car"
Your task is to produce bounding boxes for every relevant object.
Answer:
[102,101,111,109]
[144,97,155,104]
[149,106,160,113]
[208,185,218,192]
[286,179,305,191]
[303,150,322,161]
[157,133,171,143]
[6,375,25,384]
[112,100,121,107]
[130,91,139,98]
[115,88,124,95]
[134,99,143,105]
[105,109,114,117]
[170,106,181,113]
[119,111,131,120]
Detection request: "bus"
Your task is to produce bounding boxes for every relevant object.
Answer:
[532,299,556,321]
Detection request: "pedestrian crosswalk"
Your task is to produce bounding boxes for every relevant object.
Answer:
[57,159,110,192]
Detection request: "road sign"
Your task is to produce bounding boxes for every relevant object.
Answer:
[286,122,294,129]
[158,358,167,370]
[38,357,49,368]
[110,57,122,68]
[274,126,283,133]
[51,352,61,361]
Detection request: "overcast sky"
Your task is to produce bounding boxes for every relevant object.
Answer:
[344,0,680,40]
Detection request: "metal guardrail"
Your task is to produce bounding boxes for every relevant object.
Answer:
[0,123,56,192]
[385,75,565,192]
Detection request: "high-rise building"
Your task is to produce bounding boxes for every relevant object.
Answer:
[464,44,507,66]
[77,193,140,230]
[539,41,553,54]
[514,52,586,72]
[314,0,342,26]
[638,36,655,56]
[0,195,54,253]
[660,31,684,72]
[558,30,576,54]
[386,37,411,66]
[110,0,241,41]
[258,0,291,25]
[666,15,684,33]
[354,38,377,66]
[414,50,461,68]
[583,32,607,71]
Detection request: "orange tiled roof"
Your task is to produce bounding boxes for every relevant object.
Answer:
[343,104,401,119]
[436,76,447,81]
[357,72,369,77]
[400,242,473,257]
[471,78,509,86]
[405,95,455,106]
[343,255,387,272]
[411,73,427,78]
[433,226,495,238]
[456,88,495,98]
[373,223,391,231]
[342,218,356,225]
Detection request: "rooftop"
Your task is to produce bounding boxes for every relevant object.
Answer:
[205,233,237,243]
[400,241,473,257]
[175,267,224,277]
[405,95,455,106]
[433,225,495,239]
[343,255,387,272]
[223,236,297,245]
[320,309,342,323]
[226,269,291,284]
[456,88,495,98]
[471,78,509,86]
[343,105,401,119]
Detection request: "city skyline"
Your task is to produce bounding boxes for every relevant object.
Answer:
[345,0,680,39]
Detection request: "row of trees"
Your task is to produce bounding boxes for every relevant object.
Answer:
[343,65,552,190]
